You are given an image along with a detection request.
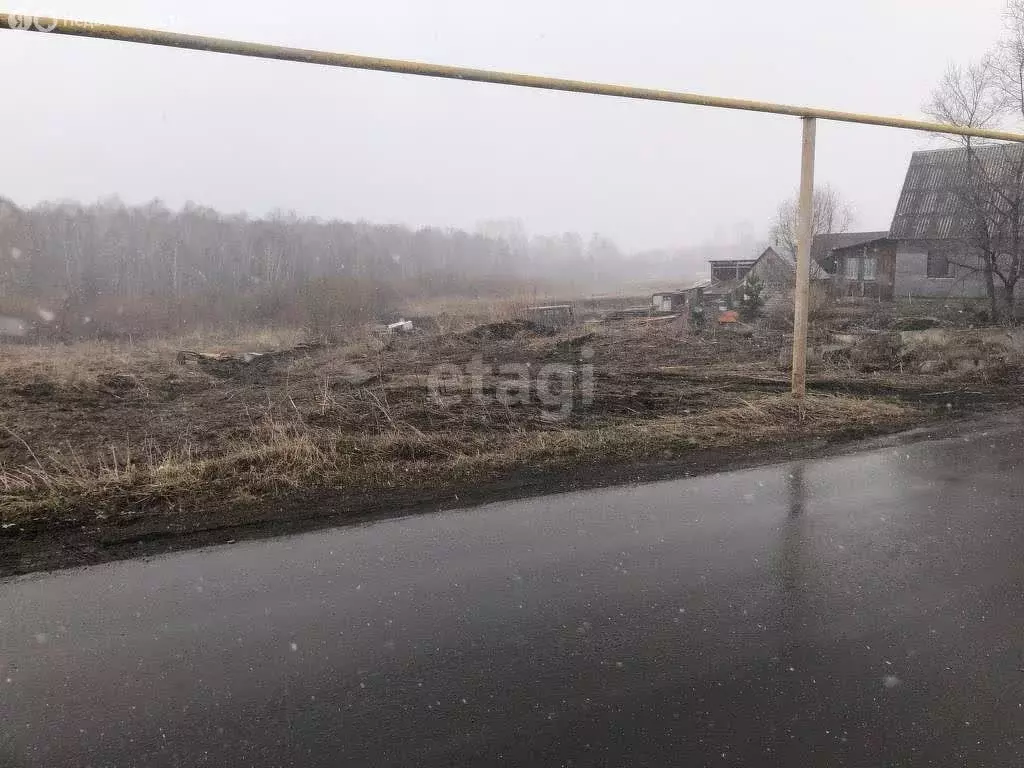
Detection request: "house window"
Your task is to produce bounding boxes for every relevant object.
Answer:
[844,257,860,279]
[927,252,954,278]
[862,256,877,281]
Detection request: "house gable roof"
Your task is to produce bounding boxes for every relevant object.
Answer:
[889,143,1024,240]
[757,245,795,269]
[756,244,838,279]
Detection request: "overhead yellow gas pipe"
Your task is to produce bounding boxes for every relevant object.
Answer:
[6,14,1024,395]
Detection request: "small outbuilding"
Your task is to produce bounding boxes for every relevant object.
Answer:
[651,291,687,313]
[651,281,707,314]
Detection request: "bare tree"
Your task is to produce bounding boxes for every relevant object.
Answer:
[924,1,1024,322]
[925,61,1005,130]
[0,190,647,339]
[995,0,1024,121]
[770,183,854,258]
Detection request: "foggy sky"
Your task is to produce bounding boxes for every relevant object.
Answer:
[1,0,1007,251]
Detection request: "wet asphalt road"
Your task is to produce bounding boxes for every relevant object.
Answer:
[3,420,1024,766]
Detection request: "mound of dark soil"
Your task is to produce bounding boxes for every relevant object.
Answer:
[461,320,554,342]
[96,373,142,394]
[14,377,57,400]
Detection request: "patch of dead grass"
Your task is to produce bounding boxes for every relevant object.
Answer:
[0,394,918,526]
[0,326,307,389]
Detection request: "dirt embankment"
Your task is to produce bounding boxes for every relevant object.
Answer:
[1,318,1020,576]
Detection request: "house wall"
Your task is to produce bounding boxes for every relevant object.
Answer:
[893,240,987,299]
[748,251,793,288]
[831,241,896,301]
[746,251,793,313]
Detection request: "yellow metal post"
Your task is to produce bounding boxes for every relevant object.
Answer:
[791,117,816,398]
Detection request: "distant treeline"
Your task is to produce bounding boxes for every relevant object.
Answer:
[0,197,649,339]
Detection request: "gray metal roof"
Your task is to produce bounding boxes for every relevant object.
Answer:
[810,231,889,261]
[708,259,757,269]
[677,279,711,293]
[760,244,839,279]
[889,143,1024,240]
[703,278,744,296]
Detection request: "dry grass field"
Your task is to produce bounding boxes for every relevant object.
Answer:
[1,299,1019,574]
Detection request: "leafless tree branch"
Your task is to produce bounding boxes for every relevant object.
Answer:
[770,183,855,258]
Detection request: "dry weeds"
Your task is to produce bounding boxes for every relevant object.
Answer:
[1,391,916,525]
[1,313,963,531]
